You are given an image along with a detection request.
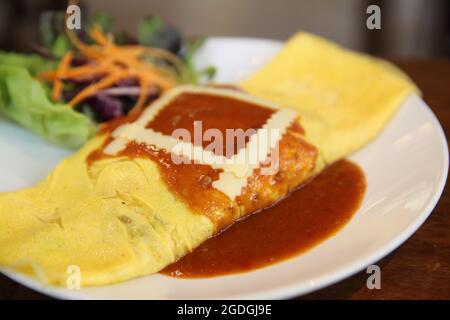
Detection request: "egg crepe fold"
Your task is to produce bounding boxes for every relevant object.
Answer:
[241,32,419,167]
[0,32,417,286]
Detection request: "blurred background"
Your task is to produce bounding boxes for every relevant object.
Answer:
[0,0,449,58]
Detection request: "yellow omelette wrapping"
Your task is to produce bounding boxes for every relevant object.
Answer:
[0,32,418,286]
[241,32,419,168]
[0,136,214,285]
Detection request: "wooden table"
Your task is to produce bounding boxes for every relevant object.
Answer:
[1,59,449,300]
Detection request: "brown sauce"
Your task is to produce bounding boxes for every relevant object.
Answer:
[117,141,236,227]
[161,160,366,278]
[86,90,363,278]
[88,121,317,229]
[146,92,275,156]
[87,91,318,229]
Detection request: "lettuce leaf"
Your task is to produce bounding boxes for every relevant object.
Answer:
[0,65,97,149]
[182,37,216,84]
[0,51,56,75]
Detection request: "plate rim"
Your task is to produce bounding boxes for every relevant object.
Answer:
[242,95,449,299]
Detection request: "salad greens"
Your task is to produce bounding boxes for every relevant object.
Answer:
[0,65,97,148]
[39,11,72,58]
[138,16,181,53]
[0,11,215,149]
[0,52,56,76]
[182,37,216,84]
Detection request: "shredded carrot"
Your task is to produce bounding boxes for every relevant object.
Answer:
[52,51,73,102]
[38,24,182,113]
[69,71,128,107]
[66,28,102,59]
[89,24,110,47]
[133,76,152,113]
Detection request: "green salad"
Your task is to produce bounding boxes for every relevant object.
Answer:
[0,11,215,149]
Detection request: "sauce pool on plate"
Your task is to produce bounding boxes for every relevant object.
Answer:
[162,159,366,278]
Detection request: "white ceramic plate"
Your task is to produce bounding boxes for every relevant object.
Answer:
[0,38,448,300]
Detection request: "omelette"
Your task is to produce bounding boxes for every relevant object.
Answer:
[0,32,417,286]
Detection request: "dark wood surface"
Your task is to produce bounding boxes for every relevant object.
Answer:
[1,59,449,300]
